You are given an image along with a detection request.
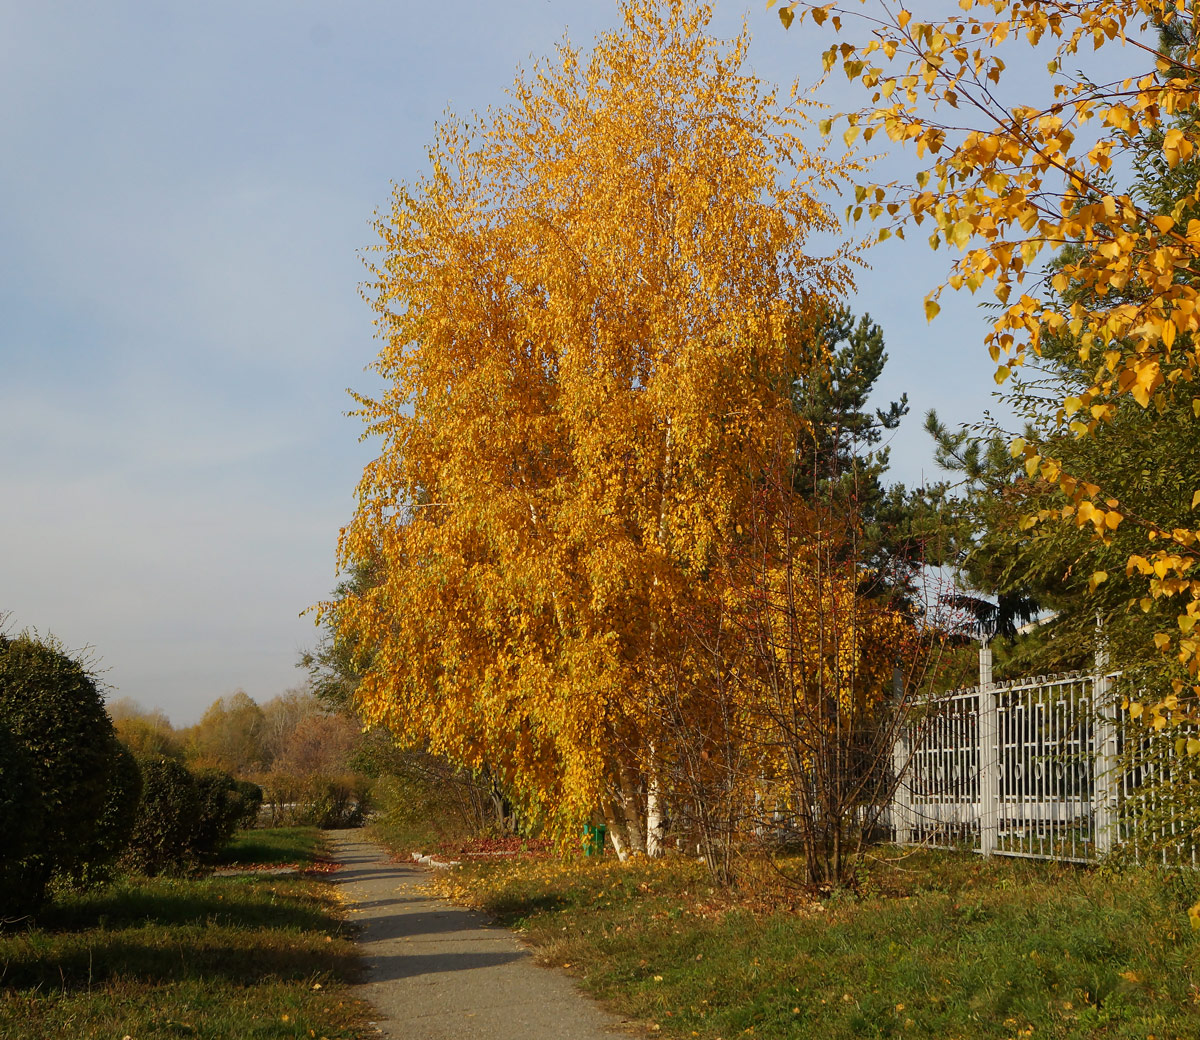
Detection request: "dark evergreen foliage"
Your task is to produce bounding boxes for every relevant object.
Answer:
[67,739,143,889]
[122,756,202,876]
[790,304,946,606]
[0,633,120,913]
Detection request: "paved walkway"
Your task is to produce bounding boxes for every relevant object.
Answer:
[328,831,633,1040]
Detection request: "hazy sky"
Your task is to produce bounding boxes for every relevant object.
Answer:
[1,1,1062,723]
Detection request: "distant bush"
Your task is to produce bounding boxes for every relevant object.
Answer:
[298,774,370,829]
[256,771,369,829]
[123,756,201,876]
[0,633,120,913]
[191,770,257,863]
[232,778,264,827]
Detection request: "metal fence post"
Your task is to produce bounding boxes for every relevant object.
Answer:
[978,644,999,856]
[890,665,913,844]
[1093,644,1118,857]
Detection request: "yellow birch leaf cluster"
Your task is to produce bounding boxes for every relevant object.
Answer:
[778,0,1200,707]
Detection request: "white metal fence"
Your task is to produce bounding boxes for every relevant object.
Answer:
[891,647,1198,865]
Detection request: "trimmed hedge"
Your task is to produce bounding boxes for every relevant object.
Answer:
[0,634,120,913]
[68,739,143,888]
[123,756,201,876]
[191,770,261,864]
[0,722,41,920]
[123,759,256,875]
[232,778,264,827]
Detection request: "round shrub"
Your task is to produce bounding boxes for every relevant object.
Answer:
[0,633,119,909]
[123,756,201,876]
[68,739,143,888]
[191,769,250,864]
[0,722,42,920]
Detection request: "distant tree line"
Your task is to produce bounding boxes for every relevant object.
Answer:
[110,683,370,830]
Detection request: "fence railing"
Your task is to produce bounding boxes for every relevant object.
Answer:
[891,647,1198,866]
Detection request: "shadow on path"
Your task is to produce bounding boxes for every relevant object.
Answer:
[328,832,632,1040]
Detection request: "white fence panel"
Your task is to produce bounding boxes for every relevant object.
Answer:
[892,649,1197,866]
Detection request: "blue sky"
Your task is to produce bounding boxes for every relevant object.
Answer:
[1,1,1054,723]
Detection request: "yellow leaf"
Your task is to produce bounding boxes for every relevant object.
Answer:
[924,298,941,321]
[1089,570,1108,591]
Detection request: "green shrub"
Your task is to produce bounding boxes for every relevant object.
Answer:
[231,778,264,828]
[296,775,370,829]
[123,756,201,876]
[65,740,143,889]
[256,772,369,829]
[0,723,42,920]
[191,770,252,863]
[0,633,120,912]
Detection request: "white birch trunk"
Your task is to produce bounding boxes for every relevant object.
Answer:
[645,742,665,858]
[603,799,630,862]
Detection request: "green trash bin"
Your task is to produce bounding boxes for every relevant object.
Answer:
[581,823,607,857]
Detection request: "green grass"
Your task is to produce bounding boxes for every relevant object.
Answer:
[0,829,369,1039]
[427,848,1200,1039]
[216,826,328,867]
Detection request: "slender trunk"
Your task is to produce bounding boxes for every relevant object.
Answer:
[645,741,665,858]
[618,759,647,855]
[641,418,674,860]
[602,798,630,862]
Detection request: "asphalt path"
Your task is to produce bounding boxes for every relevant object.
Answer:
[328,831,634,1040]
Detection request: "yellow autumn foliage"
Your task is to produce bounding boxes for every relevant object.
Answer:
[330,1,866,838]
[778,0,1200,708]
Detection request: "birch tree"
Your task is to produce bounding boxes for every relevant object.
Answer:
[332,0,861,847]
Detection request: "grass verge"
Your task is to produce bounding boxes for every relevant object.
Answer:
[426,847,1200,1039]
[0,828,369,1039]
[217,826,330,867]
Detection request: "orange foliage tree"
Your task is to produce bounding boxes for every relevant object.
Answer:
[331,0,872,852]
[776,0,1200,730]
